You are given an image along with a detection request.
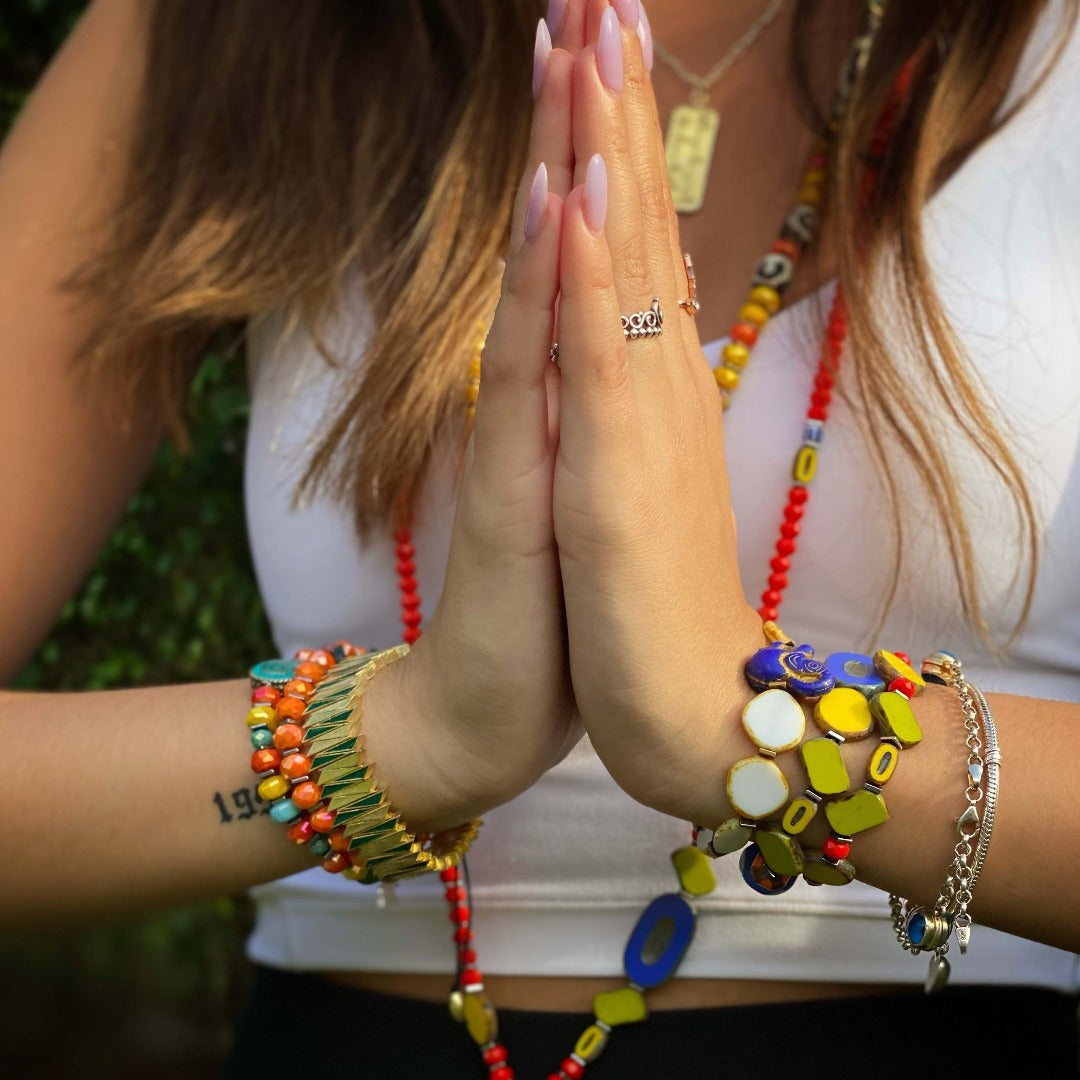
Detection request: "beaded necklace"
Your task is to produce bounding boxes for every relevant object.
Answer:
[387,11,907,1079]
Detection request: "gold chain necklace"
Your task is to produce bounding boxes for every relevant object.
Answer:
[656,0,786,214]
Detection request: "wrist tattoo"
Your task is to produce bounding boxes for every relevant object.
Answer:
[212,786,271,824]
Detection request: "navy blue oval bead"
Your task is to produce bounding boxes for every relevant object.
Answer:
[623,894,696,989]
[739,842,798,896]
[824,651,885,696]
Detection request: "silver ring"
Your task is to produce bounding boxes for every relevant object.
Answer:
[622,297,664,340]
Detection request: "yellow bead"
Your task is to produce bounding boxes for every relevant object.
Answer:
[465,383,479,404]
[714,366,740,391]
[749,285,781,314]
[873,650,926,693]
[792,445,818,485]
[797,185,823,207]
[448,990,465,1022]
[722,342,751,369]
[574,1024,609,1063]
[802,169,827,186]
[869,741,900,785]
[257,774,290,802]
[825,788,889,836]
[781,796,818,836]
[870,692,924,748]
[814,687,875,740]
[754,826,805,877]
[671,845,717,897]
[592,986,648,1028]
[803,853,856,886]
[246,705,277,730]
[738,302,770,329]
[800,735,851,795]
[462,991,498,1045]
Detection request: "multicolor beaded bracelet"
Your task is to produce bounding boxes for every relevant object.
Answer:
[246,641,478,883]
[701,624,925,896]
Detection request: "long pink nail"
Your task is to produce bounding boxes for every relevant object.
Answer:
[583,154,608,233]
[597,7,624,93]
[637,2,654,72]
[524,163,549,243]
[546,0,568,35]
[612,0,640,28]
[533,19,552,99]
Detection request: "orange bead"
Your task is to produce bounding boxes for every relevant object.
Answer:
[310,807,337,833]
[251,685,281,708]
[730,322,758,347]
[291,781,323,811]
[321,852,350,874]
[274,696,306,723]
[280,753,312,781]
[307,649,336,670]
[273,723,305,752]
[329,829,351,853]
[294,661,327,684]
[771,238,801,260]
[293,649,313,663]
[282,679,313,701]
[251,748,282,775]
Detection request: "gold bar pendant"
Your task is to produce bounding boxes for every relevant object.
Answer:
[665,104,721,215]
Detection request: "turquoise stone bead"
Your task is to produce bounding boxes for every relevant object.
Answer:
[250,728,275,749]
[269,797,301,824]
[309,835,332,857]
[250,658,298,687]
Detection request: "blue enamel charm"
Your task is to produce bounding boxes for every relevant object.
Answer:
[623,893,697,989]
[745,641,834,700]
[739,842,798,896]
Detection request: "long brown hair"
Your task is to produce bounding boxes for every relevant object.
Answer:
[72,0,1072,645]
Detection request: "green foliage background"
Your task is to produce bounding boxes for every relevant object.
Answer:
[3,2,274,1075]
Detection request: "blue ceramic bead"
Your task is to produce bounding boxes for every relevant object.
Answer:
[739,842,798,896]
[823,651,885,696]
[269,797,301,824]
[250,658,298,688]
[309,835,332,857]
[745,642,834,699]
[250,728,275,749]
[623,894,696,989]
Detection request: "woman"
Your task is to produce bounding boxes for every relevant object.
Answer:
[2,0,1078,1076]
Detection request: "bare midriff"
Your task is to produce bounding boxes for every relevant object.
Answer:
[319,970,916,1011]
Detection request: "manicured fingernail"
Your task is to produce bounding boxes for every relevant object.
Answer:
[612,0,640,28]
[546,0,568,35]
[533,18,552,99]
[524,162,549,243]
[583,154,608,233]
[597,7,624,92]
[637,2,654,72]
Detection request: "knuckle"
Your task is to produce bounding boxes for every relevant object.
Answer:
[611,239,652,298]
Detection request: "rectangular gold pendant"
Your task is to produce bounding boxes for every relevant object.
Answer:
[664,104,721,215]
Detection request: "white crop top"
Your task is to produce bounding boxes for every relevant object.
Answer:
[241,9,1080,991]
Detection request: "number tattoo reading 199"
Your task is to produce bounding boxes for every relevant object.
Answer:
[212,786,272,824]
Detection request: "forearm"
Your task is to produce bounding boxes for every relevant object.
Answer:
[0,679,311,926]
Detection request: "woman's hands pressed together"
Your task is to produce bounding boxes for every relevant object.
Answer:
[549,0,762,822]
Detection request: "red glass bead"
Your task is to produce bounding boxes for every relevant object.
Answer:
[392,527,411,544]
[251,748,282,774]
[395,542,416,561]
[548,1075,563,1080]
[294,661,326,684]
[894,651,911,665]
[483,1045,508,1066]
[291,781,323,811]
[808,406,827,421]
[784,504,804,523]
[445,886,466,902]
[450,906,471,924]
[286,818,314,845]
[282,678,313,701]
[814,371,833,391]
[293,649,313,663]
[759,606,779,622]
[402,594,421,611]
[454,927,473,944]
[761,590,782,608]
[730,323,758,347]
[309,807,337,833]
[273,723,304,752]
[789,487,809,505]
[321,852,349,874]
[823,835,851,861]
[398,576,418,593]
[308,649,336,669]
[403,627,422,645]
[889,677,916,699]
[770,555,792,573]
[402,610,423,628]
[777,538,796,556]
[329,830,351,853]
[459,948,477,965]
[280,753,312,781]
[460,968,484,986]
[396,559,416,577]
[489,1068,514,1080]
[780,522,800,540]
[768,573,788,591]
[562,1058,585,1079]
[251,685,281,707]
[811,390,832,410]
[274,696,306,724]
[440,867,459,883]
